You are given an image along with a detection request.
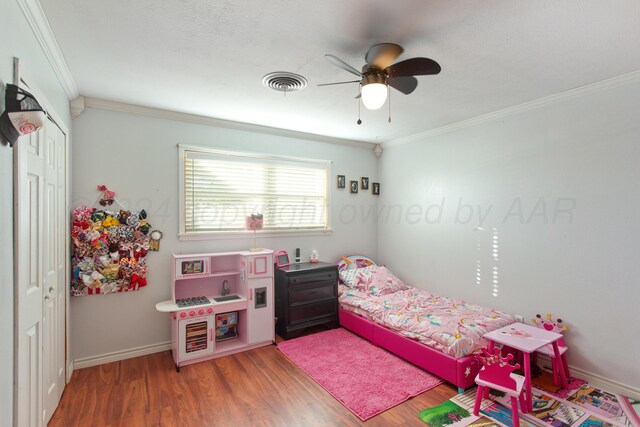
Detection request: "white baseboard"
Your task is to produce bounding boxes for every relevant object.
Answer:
[538,355,640,400]
[66,360,73,383]
[73,341,171,370]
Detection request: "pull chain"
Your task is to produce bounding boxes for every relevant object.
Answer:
[357,86,362,125]
[388,84,391,123]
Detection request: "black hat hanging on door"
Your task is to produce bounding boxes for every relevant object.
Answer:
[0,84,47,147]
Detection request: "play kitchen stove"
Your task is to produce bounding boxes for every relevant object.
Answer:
[176,296,210,307]
[156,251,275,371]
[175,295,244,318]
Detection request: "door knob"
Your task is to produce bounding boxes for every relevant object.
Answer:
[49,286,55,293]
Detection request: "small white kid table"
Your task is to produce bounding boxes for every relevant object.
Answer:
[483,322,567,413]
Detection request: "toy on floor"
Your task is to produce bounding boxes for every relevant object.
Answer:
[531,313,570,385]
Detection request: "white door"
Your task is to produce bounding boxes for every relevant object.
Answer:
[15,128,45,427]
[42,121,66,423]
[247,278,274,344]
[15,116,68,426]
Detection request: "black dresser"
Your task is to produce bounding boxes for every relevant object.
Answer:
[275,262,339,340]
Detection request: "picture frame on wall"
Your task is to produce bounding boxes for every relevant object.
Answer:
[361,177,369,190]
[372,182,380,195]
[337,175,346,188]
[350,180,358,193]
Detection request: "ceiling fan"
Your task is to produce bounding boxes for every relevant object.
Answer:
[320,43,441,111]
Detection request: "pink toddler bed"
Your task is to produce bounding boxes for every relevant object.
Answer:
[336,257,514,391]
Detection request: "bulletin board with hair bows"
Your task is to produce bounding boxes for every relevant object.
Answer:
[70,185,164,296]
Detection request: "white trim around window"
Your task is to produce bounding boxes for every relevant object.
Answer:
[178,145,332,240]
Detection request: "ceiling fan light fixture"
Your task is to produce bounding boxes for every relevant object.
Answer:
[361,72,388,110]
[361,83,387,110]
[323,43,441,114]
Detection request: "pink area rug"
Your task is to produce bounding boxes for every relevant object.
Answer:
[277,328,444,421]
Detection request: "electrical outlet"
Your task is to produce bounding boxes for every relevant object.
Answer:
[515,314,524,323]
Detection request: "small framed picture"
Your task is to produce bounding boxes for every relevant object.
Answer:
[372,182,380,195]
[182,260,204,275]
[337,175,346,189]
[175,257,210,278]
[350,180,358,193]
[361,177,369,190]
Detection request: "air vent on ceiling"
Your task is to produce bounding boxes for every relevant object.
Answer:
[262,72,308,93]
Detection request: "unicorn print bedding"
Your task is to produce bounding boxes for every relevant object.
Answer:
[338,265,514,358]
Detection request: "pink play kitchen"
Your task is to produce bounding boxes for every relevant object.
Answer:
[155,250,274,371]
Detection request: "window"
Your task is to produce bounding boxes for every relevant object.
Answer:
[179,145,330,236]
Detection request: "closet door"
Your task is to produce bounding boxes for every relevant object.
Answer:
[15,128,45,427]
[15,116,68,426]
[41,120,66,423]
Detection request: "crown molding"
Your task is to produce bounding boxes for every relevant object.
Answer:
[82,96,374,149]
[16,0,79,100]
[69,95,85,119]
[384,69,640,148]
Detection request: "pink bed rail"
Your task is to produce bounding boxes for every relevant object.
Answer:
[339,308,481,390]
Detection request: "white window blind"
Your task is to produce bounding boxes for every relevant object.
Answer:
[181,147,329,233]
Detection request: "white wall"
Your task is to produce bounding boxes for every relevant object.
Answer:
[378,78,640,389]
[70,107,378,361]
[0,1,72,424]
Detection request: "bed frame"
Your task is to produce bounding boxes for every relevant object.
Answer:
[339,307,481,392]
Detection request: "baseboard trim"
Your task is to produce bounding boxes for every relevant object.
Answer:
[73,341,171,370]
[538,355,640,400]
[66,360,73,383]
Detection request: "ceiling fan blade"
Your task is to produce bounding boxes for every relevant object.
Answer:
[317,80,361,86]
[365,43,403,69]
[324,54,362,77]
[385,57,441,77]
[388,76,418,95]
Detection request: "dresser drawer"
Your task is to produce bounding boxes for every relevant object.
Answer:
[275,262,339,339]
[289,270,337,287]
[289,283,336,305]
[289,300,337,325]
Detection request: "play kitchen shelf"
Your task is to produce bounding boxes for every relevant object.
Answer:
[156,250,274,371]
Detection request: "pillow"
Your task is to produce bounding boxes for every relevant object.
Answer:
[337,255,376,272]
[339,265,376,288]
[353,266,408,296]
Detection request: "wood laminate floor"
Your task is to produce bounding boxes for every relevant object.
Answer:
[49,342,457,427]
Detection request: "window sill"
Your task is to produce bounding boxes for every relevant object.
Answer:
[178,229,334,241]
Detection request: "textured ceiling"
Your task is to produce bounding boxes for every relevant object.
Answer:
[40,0,640,144]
